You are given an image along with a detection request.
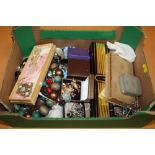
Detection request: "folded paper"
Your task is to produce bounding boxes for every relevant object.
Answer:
[107,41,136,63]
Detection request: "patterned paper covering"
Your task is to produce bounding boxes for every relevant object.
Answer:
[9,43,56,104]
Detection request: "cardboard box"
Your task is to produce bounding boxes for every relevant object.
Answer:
[0,26,155,128]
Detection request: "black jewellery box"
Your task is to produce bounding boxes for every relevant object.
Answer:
[0,26,155,128]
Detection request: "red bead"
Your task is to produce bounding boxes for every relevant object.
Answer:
[46,87,53,94]
[46,78,53,85]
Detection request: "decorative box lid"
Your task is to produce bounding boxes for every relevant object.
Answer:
[9,43,56,105]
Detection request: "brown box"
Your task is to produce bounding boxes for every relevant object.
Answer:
[68,59,90,78]
[106,53,135,105]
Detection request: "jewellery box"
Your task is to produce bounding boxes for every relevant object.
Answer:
[0,26,155,128]
[9,43,56,105]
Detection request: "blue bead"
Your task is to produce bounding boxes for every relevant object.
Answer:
[54,76,62,83]
[47,70,52,77]
[42,81,47,87]
[62,69,67,78]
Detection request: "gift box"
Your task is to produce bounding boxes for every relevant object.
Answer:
[0,26,155,128]
[68,47,90,60]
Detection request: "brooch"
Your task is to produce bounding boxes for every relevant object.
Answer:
[61,79,81,101]
[17,82,33,97]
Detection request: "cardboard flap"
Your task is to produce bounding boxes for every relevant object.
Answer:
[13,26,40,57]
[0,41,23,111]
[120,26,144,50]
[133,48,155,108]
[40,29,116,40]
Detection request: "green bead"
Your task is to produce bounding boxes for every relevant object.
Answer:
[52,70,56,75]
[19,110,25,117]
[46,99,53,107]
[42,81,47,87]
[32,111,41,118]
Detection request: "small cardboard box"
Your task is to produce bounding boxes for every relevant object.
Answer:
[0,26,155,128]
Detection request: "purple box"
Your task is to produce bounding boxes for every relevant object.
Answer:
[68,48,90,60]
